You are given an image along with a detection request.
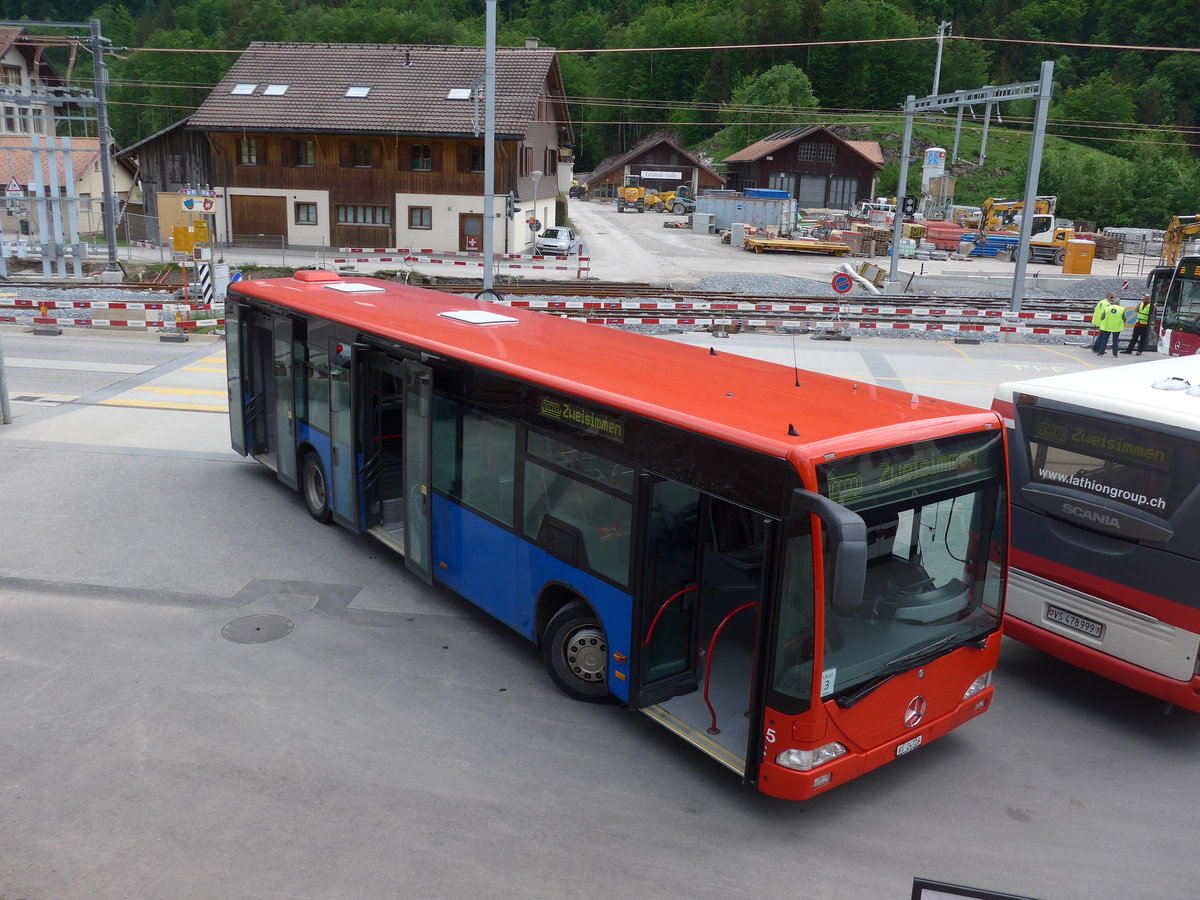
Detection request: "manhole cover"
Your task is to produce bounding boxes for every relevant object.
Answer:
[221,614,294,644]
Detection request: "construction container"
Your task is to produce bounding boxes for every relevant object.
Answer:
[1062,238,1096,274]
[694,195,797,231]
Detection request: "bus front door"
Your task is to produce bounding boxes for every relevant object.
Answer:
[635,477,771,776]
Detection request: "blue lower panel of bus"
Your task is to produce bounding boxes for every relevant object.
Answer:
[431,495,633,702]
[295,424,331,469]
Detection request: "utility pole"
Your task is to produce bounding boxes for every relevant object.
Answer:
[90,19,120,274]
[932,21,952,96]
[888,69,1055,316]
[481,0,497,292]
[0,335,12,425]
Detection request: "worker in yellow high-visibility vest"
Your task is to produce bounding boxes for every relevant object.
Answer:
[1121,294,1153,356]
[1090,292,1114,352]
[1094,297,1126,357]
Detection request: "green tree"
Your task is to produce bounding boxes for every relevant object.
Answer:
[717,63,818,150]
[1051,72,1135,156]
[808,0,927,111]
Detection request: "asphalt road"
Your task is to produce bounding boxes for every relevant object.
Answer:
[0,328,1196,900]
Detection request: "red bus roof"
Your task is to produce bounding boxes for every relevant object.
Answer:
[232,274,998,464]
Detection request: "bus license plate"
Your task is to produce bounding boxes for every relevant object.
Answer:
[896,735,922,757]
[1046,604,1105,640]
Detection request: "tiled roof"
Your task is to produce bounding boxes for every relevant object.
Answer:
[0,27,66,85]
[847,140,884,166]
[0,26,23,56]
[189,42,563,139]
[0,136,100,188]
[723,126,884,170]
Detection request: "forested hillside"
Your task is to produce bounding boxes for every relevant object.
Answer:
[2,0,1197,227]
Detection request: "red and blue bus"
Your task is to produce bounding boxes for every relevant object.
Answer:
[225,271,1009,800]
[1147,256,1200,357]
[993,356,1200,711]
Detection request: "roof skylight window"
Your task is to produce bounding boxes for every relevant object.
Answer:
[263,84,289,96]
[231,83,257,95]
[446,88,472,100]
[345,86,371,98]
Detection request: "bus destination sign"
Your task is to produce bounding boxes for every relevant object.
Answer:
[538,397,625,442]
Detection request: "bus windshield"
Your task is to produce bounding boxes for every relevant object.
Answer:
[1163,266,1200,333]
[1018,404,1200,520]
[808,431,1006,704]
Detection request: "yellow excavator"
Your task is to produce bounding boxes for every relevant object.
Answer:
[972,196,1073,265]
[976,196,1057,231]
[645,184,696,214]
[1160,214,1200,266]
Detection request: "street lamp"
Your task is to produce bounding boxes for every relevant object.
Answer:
[529,169,543,234]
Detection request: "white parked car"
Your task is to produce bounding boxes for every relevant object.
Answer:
[535,227,579,256]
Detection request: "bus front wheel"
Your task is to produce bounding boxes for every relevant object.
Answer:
[542,601,614,703]
[301,453,333,523]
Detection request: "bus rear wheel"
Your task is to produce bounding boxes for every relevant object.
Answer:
[542,601,614,703]
[301,453,333,523]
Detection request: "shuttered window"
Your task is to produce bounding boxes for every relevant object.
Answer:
[338,140,381,169]
[238,138,265,166]
[336,205,391,226]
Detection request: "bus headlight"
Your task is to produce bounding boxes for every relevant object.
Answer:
[962,671,993,701]
[775,743,847,772]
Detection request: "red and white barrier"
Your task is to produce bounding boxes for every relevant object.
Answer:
[331,250,591,279]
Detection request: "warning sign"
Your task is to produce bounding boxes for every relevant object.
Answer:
[5,177,22,198]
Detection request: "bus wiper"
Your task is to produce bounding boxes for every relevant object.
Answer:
[835,635,962,709]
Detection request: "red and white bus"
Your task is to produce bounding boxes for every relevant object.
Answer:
[993,356,1200,711]
[225,271,1009,800]
[1147,256,1200,357]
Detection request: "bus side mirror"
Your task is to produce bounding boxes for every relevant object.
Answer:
[790,489,867,613]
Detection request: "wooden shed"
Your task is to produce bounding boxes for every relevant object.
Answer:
[722,126,883,211]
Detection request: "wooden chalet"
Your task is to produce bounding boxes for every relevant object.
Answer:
[186,41,572,254]
[586,133,723,198]
[722,126,884,211]
[116,117,212,239]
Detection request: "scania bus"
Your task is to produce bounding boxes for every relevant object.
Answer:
[225,271,1008,801]
[1147,256,1200,357]
[993,356,1200,711]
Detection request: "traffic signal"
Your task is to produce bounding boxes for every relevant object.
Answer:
[506,192,522,219]
[902,194,918,216]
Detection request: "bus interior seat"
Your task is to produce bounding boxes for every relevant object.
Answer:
[708,502,764,570]
[894,579,970,624]
[862,518,930,608]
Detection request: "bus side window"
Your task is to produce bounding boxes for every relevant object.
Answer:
[523,459,632,586]
[433,394,516,526]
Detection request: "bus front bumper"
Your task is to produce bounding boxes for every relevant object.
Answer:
[756,687,994,802]
[1005,616,1200,713]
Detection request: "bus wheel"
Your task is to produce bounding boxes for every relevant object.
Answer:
[542,601,614,703]
[301,453,333,523]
